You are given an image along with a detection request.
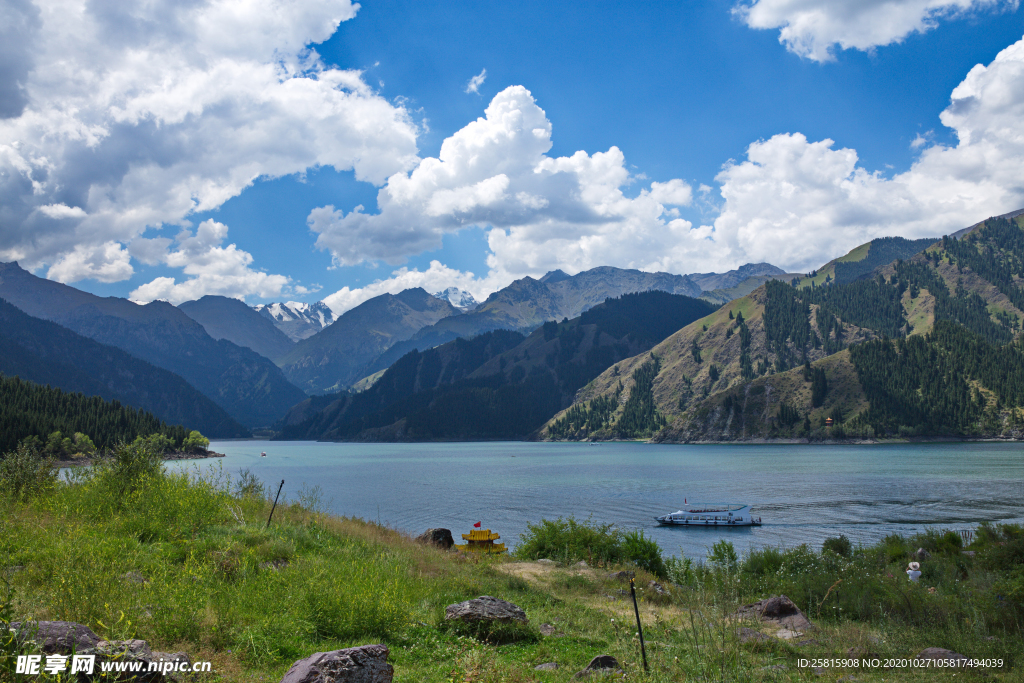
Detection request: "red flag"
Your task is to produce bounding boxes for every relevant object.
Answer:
[473,521,482,528]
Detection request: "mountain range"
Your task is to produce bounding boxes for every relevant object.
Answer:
[278,291,717,441]
[253,301,335,342]
[544,215,1024,442]
[0,262,305,428]
[0,297,248,438]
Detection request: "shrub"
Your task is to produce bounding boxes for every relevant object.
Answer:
[707,539,738,571]
[515,517,622,566]
[515,517,668,577]
[822,535,852,557]
[0,440,57,502]
[621,529,667,577]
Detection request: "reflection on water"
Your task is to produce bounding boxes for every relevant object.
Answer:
[176,440,1024,560]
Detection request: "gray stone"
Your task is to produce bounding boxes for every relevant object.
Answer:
[737,627,770,643]
[539,623,556,636]
[573,655,622,678]
[574,561,589,568]
[607,571,633,581]
[280,645,393,683]
[445,596,527,624]
[734,595,815,631]
[416,528,454,550]
[534,662,559,670]
[917,647,968,662]
[10,621,102,654]
[536,558,558,565]
[83,640,191,682]
[648,581,667,595]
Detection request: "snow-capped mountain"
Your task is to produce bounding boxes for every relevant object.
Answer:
[253,301,335,342]
[432,287,478,310]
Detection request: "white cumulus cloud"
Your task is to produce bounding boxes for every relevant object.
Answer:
[129,220,292,304]
[736,0,1019,62]
[709,35,1024,271]
[0,0,419,289]
[310,85,709,296]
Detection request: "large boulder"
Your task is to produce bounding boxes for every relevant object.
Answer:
[280,645,393,683]
[9,621,102,654]
[445,596,527,624]
[734,595,815,632]
[415,528,454,550]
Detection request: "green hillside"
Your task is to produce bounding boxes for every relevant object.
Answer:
[545,213,1024,442]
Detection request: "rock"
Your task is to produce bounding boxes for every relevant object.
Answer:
[574,561,589,568]
[916,647,968,663]
[534,662,559,670]
[84,640,191,682]
[734,595,815,631]
[445,596,527,624]
[573,655,622,678]
[539,623,556,636]
[10,621,102,654]
[737,627,770,643]
[775,628,803,640]
[536,558,558,565]
[961,550,977,557]
[280,645,393,683]
[648,581,667,595]
[607,571,633,581]
[123,570,147,584]
[915,548,930,561]
[416,528,454,550]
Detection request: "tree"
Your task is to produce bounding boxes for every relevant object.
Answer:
[182,431,210,453]
[811,367,828,407]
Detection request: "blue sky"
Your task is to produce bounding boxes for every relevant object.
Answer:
[3,0,1023,312]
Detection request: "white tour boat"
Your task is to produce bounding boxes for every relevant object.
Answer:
[655,503,761,527]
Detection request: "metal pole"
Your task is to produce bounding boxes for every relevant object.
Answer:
[629,577,649,672]
[266,480,284,529]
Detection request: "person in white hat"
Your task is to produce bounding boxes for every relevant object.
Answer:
[907,561,922,582]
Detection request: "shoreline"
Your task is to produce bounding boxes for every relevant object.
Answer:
[53,449,226,469]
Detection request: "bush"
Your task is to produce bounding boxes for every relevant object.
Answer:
[707,539,738,571]
[0,440,58,502]
[515,517,668,577]
[822,535,852,557]
[105,439,164,494]
[515,517,623,566]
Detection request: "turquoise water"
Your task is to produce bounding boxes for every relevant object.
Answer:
[177,441,1024,560]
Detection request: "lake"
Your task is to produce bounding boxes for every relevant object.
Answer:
[179,440,1024,560]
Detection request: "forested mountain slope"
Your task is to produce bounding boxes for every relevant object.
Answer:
[544,213,1024,442]
[0,298,248,438]
[0,262,305,428]
[179,295,295,361]
[0,374,197,454]
[278,291,717,441]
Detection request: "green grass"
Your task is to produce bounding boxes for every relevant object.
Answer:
[2,446,1022,681]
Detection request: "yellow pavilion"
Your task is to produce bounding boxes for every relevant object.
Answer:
[455,528,506,554]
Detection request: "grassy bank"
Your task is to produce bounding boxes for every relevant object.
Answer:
[1,444,1021,681]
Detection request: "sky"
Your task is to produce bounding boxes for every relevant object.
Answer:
[2,0,1024,314]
